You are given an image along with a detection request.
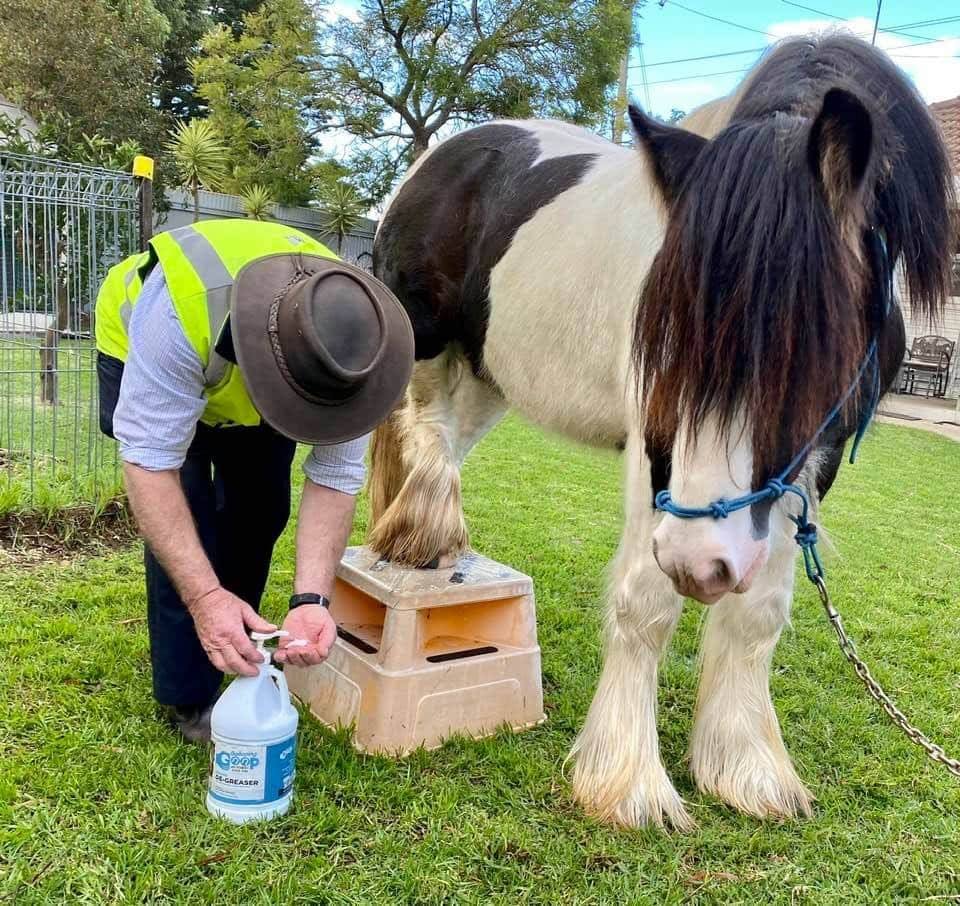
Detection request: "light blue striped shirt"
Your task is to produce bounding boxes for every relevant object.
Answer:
[113,266,369,495]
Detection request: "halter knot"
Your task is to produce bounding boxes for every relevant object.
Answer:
[764,478,788,499]
[793,520,818,549]
[791,515,824,581]
[708,500,731,519]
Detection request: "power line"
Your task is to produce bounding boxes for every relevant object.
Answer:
[642,67,754,87]
[780,3,960,33]
[881,16,960,30]
[636,31,652,109]
[779,1,958,43]
[629,43,959,91]
[657,1,774,37]
[631,39,959,89]
[888,36,960,51]
[628,46,767,71]
[629,21,960,74]
[894,17,960,29]
[634,3,959,94]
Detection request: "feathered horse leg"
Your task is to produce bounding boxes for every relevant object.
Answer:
[367,349,506,567]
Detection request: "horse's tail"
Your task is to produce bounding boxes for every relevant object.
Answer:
[367,395,411,535]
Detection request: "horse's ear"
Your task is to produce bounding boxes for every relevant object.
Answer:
[807,87,873,218]
[629,104,707,206]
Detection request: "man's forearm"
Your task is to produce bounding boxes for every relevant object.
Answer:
[123,463,219,608]
[294,480,357,596]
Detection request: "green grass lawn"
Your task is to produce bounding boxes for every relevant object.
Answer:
[2,416,959,904]
[0,339,120,516]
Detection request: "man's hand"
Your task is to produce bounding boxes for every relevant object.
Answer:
[275,605,337,668]
[189,587,277,677]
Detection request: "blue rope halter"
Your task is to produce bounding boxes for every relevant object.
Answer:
[655,230,892,584]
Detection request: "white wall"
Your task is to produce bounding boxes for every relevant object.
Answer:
[0,95,39,143]
[157,189,377,269]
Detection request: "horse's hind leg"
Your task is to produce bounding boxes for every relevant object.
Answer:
[367,348,507,567]
[689,515,813,819]
[570,434,692,830]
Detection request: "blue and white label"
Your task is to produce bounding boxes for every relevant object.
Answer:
[209,736,296,805]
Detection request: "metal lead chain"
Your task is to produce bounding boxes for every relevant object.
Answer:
[812,576,960,778]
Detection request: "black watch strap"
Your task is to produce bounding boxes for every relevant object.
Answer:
[288,593,331,610]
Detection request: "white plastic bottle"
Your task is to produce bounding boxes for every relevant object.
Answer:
[206,630,299,824]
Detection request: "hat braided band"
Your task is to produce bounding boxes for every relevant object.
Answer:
[266,270,342,407]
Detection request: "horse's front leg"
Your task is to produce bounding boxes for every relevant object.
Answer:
[689,518,813,819]
[570,437,691,830]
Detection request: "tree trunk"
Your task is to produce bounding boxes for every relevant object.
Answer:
[612,3,636,145]
[611,47,630,145]
[192,177,200,223]
[40,269,69,405]
[411,132,430,160]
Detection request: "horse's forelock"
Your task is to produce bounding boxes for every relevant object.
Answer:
[637,119,863,483]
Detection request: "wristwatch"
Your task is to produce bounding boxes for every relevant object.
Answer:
[288,593,331,610]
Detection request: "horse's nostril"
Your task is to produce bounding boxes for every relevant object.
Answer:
[711,558,733,587]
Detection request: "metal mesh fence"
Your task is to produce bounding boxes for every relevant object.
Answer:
[0,151,138,513]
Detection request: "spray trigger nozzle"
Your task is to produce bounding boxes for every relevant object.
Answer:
[251,630,289,665]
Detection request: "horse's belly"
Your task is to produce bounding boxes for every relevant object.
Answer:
[484,293,628,446]
[483,261,634,446]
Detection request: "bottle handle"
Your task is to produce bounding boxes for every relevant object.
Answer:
[271,666,291,701]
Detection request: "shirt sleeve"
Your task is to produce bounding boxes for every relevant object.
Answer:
[302,433,370,496]
[113,267,207,470]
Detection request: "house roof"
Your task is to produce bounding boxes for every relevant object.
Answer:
[931,96,960,175]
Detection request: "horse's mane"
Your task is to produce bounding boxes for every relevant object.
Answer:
[635,33,954,479]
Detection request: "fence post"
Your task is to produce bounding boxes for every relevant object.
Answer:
[133,156,155,251]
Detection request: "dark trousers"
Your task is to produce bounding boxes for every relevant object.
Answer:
[146,422,297,707]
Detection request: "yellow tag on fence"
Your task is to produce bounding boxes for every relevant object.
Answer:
[132,155,155,180]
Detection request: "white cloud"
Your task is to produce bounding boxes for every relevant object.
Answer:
[766,18,960,104]
[639,79,742,117]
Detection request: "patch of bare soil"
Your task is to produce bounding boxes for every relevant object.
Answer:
[0,499,138,567]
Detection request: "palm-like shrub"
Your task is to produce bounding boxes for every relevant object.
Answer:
[165,120,228,222]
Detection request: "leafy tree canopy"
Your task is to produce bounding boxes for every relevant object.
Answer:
[154,0,266,121]
[0,0,165,154]
[312,0,635,201]
[193,0,327,205]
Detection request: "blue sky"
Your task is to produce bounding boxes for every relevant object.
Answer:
[631,1,960,117]
[322,0,959,210]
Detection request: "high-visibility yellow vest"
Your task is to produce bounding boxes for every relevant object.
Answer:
[94,219,337,428]
[94,250,149,363]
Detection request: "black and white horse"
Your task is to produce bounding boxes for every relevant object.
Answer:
[367,35,953,828]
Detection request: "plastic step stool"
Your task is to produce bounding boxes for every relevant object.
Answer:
[285,546,546,756]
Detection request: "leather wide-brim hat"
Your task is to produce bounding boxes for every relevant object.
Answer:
[231,253,414,445]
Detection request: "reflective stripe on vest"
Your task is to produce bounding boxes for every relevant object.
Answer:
[118,264,139,330]
[165,226,234,389]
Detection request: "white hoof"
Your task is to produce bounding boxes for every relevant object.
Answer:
[570,744,694,831]
[607,771,696,831]
[690,731,813,819]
